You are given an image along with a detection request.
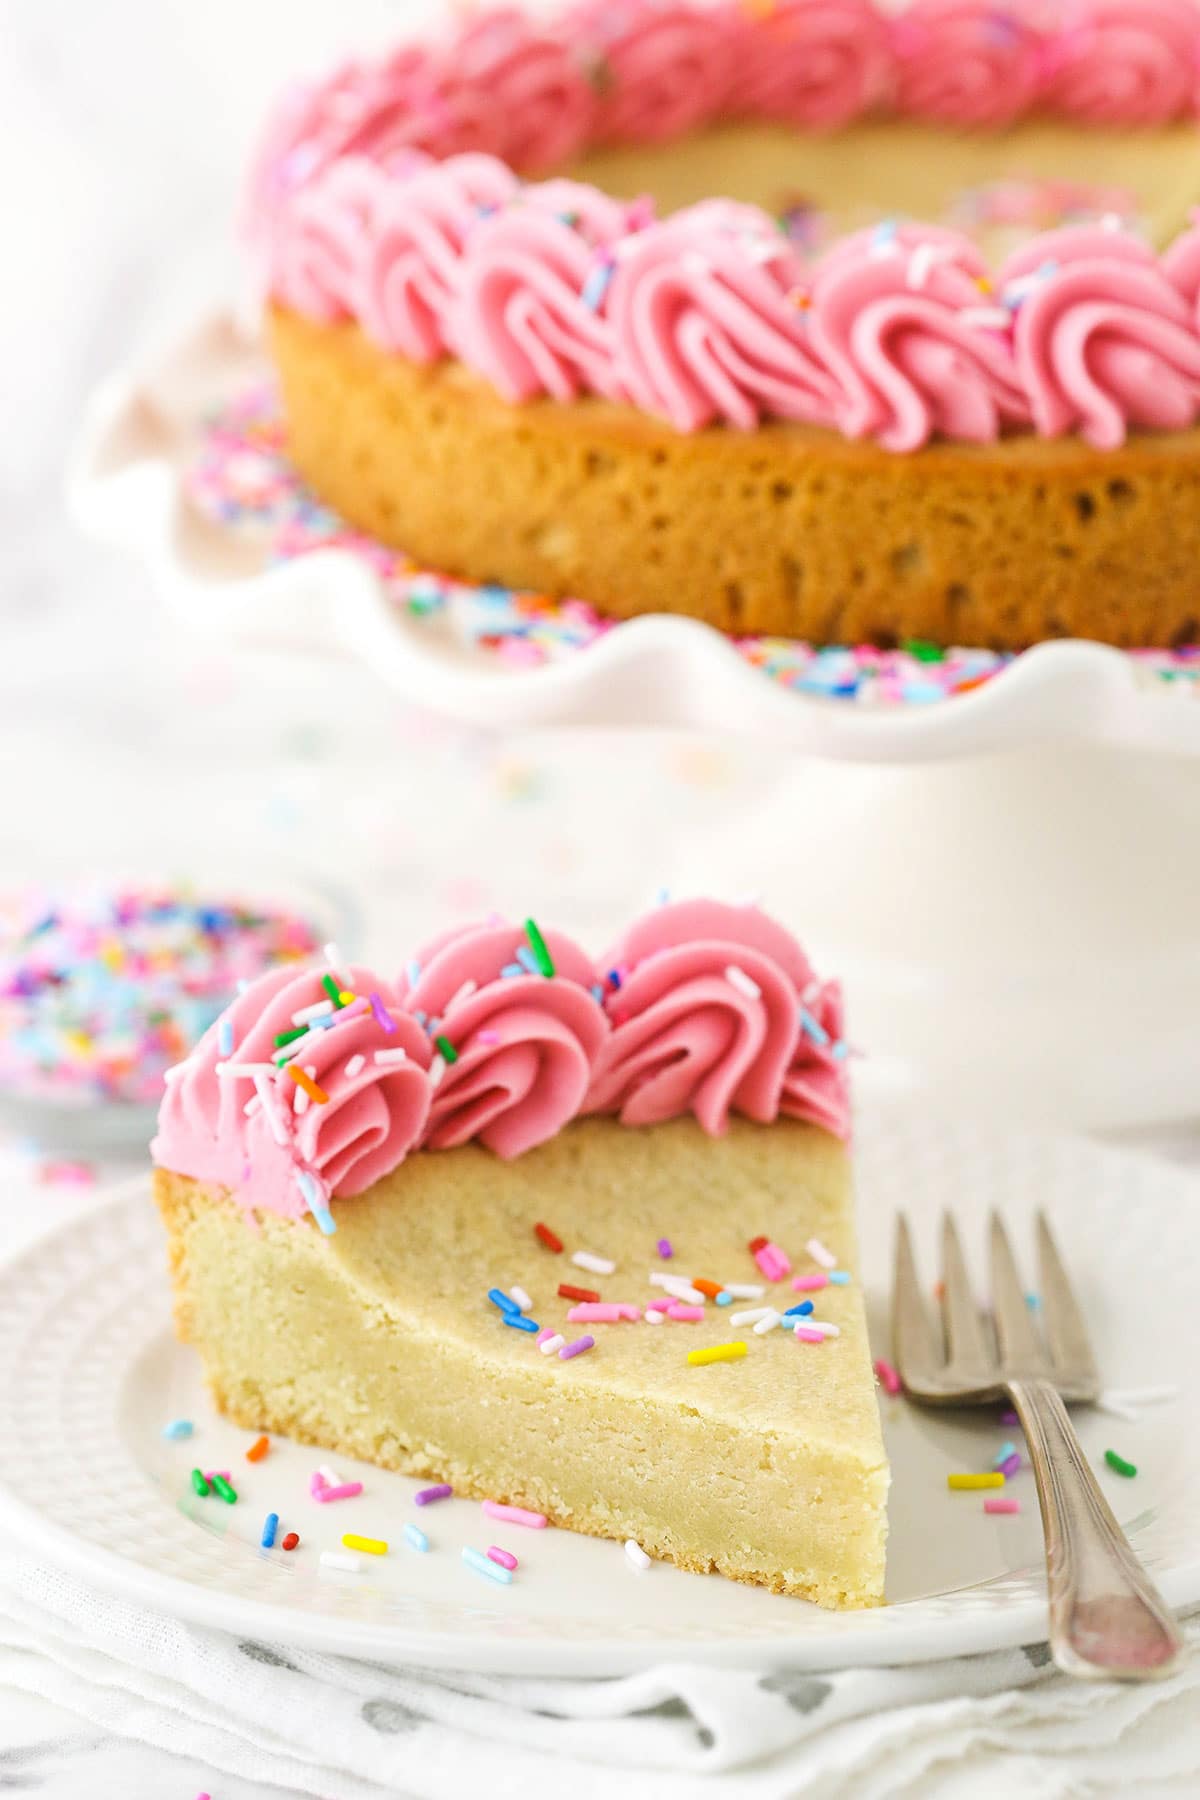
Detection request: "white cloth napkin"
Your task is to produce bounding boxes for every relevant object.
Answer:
[0,1557,1196,1799]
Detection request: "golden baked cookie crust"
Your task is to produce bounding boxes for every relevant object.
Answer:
[270,303,1200,650]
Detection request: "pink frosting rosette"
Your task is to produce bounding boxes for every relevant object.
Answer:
[355,153,520,363]
[400,921,609,1159]
[1040,0,1200,125]
[1164,216,1200,323]
[152,964,433,1218]
[575,0,733,144]
[727,0,890,130]
[435,7,598,174]
[807,225,1029,450]
[585,900,850,1140]
[453,200,627,404]
[607,203,840,431]
[247,47,456,242]
[891,0,1045,127]
[268,156,399,324]
[1001,225,1200,447]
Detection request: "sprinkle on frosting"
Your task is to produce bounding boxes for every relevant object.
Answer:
[252,0,1200,452]
[153,900,852,1223]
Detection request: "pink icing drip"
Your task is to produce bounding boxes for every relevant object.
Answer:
[727,0,891,130]
[892,1,1045,128]
[585,900,851,1140]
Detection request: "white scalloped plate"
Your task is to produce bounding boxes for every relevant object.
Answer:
[70,309,1200,762]
[1,1113,1196,1673]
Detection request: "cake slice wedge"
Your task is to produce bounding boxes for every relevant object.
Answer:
[151,901,888,1607]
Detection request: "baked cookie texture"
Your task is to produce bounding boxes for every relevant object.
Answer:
[272,304,1200,649]
[155,1116,889,1609]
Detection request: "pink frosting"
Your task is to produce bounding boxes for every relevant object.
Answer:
[437,8,598,174]
[607,203,840,431]
[1002,225,1200,447]
[808,225,1029,451]
[152,965,432,1220]
[892,1,1045,127]
[253,0,1200,453]
[400,920,608,1158]
[356,154,520,363]
[153,903,853,1221]
[452,184,646,404]
[1164,216,1200,321]
[577,0,734,144]
[727,0,891,130]
[1041,0,1200,126]
[585,900,850,1140]
[247,47,458,245]
[269,157,398,324]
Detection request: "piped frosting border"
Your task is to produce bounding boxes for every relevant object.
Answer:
[252,1,1200,449]
[152,900,850,1230]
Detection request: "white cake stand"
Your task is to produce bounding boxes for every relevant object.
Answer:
[71,308,1200,1130]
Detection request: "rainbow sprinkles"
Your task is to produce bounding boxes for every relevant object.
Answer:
[153,899,850,1234]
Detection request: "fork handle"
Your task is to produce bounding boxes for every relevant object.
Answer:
[1007,1377,1183,1681]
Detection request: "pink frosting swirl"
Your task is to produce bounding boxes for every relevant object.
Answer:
[575,0,733,144]
[247,47,457,243]
[607,203,840,431]
[356,153,520,363]
[152,964,432,1218]
[453,204,625,404]
[891,0,1045,127]
[585,900,850,1140]
[1002,225,1200,447]
[436,8,598,174]
[269,157,398,324]
[450,180,646,405]
[1164,216,1200,322]
[808,225,1029,450]
[727,0,890,130]
[1041,0,1200,125]
[400,921,609,1159]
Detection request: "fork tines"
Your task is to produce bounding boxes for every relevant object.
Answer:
[892,1210,1100,1404]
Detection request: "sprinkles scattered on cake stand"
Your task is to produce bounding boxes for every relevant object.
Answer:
[185,387,1200,709]
[0,882,320,1111]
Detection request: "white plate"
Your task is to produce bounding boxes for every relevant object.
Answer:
[0,1115,1195,1674]
[70,309,1200,762]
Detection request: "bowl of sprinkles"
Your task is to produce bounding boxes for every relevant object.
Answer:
[0,880,343,1145]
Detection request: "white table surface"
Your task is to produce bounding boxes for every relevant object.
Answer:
[2,3,1198,1793]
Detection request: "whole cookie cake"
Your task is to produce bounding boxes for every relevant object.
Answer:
[151,900,889,1610]
[248,1,1200,652]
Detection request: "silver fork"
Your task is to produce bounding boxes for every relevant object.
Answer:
[893,1209,1183,1681]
